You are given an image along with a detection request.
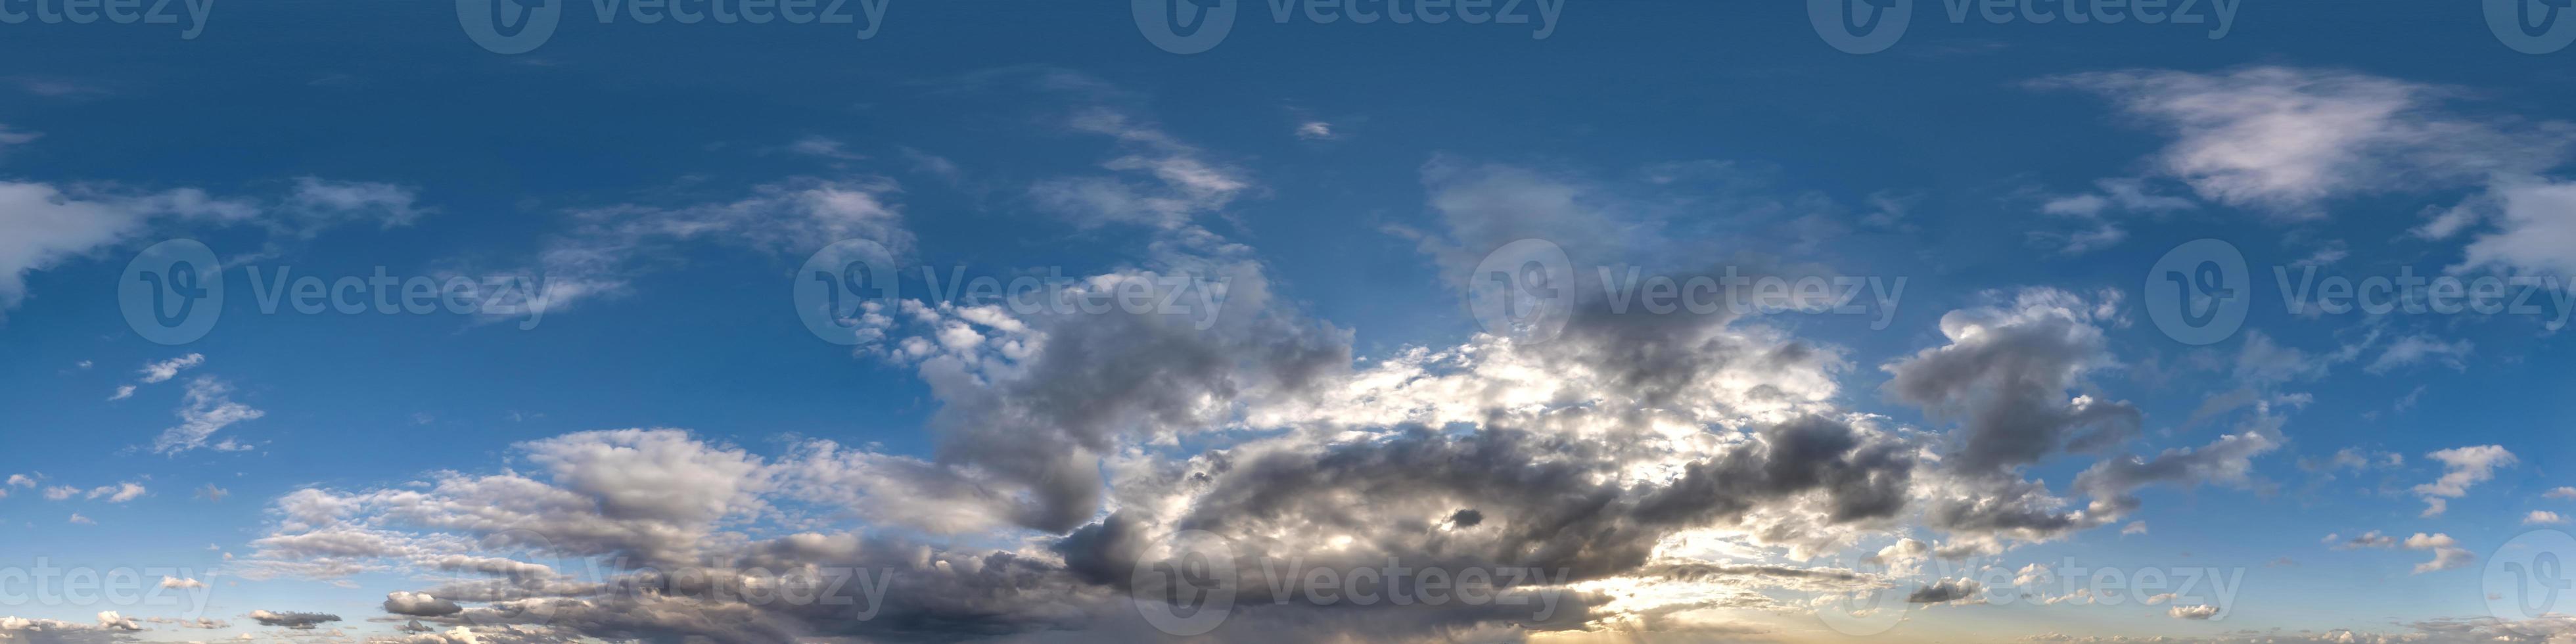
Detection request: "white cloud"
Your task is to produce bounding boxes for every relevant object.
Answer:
[137,353,205,383]
[2413,446,2516,517]
[2045,66,2572,217]
[2528,511,2568,525]
[2456,179,2576,279]
[85,482,145,503]
[154,377,263,454]
[2405,532,2475,574]
[1295,121,1338,141]
[2169,604,2222,619]
[67,513,93,525]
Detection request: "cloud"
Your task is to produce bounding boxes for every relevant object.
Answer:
[0,182,252,316]
[2412,445,2515,517]
[382,591,462,617]
[2404,533,2474,574]
[159,576,206,589]
[2548,486,2576,499]
[0,177,425,318]
[66,514,92,525]
[85,483,145,503]
[136,354,204,384]
[2042,66,2573,217]
[2454,179,2576,279]
[1906,579,1984,604]
[2169,604,2222,619]
[153,377,262,454]
[246,610,341,630]
[1295,121,1338,141]
[2365,335,2473,374]
[2327,530,2398,549]
[472,175,911,319]
[2527,511,2567,525]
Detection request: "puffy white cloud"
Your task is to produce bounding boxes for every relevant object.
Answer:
[2404,533,2474,574]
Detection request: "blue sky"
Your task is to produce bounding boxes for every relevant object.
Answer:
[2,1,2575,642]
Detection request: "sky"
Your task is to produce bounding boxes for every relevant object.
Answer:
[2,0,2576,642]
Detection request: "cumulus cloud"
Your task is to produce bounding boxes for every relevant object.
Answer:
[2404,533,2474,574]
